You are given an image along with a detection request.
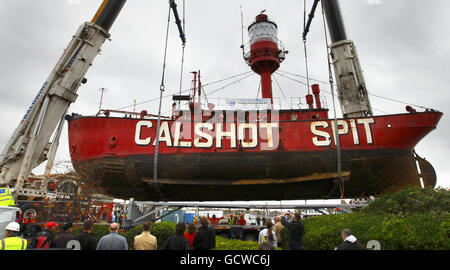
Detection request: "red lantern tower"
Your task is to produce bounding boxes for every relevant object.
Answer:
[245,13,286,106]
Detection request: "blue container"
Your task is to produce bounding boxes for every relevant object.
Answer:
[185,213,195,224]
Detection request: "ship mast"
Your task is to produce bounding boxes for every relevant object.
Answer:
[322,0,373,118]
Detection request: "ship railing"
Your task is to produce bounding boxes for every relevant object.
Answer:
[96,109,171,119]
[175,96,328,112]
[174,97,283,112]
[215,97,282,111]
[94,96,328,122]
[242,38,287,66]
[290,95,328,110]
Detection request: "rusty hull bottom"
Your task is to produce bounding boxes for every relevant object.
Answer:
[72,149,434,201]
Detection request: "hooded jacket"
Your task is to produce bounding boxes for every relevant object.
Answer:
[336,235,363,250]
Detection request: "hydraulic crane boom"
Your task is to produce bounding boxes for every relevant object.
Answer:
[0,0,127,199]
[322,0,373,118]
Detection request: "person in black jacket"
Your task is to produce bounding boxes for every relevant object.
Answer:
[73,220,97,250]
[281,212,304,250]
[161,222,191,250]
[336,229,363,250]
[193,216,216,250]
[54,222,74,249]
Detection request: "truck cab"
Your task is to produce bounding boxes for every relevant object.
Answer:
[0,206,21,239]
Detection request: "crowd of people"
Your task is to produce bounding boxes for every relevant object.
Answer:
[0,215,217,250]
[0,210,364,250]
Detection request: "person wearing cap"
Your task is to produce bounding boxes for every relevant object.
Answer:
[30,221,58,249]
[0,222,27,250]
[54,222,74,249]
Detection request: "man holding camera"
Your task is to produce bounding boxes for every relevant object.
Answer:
[281,212,304,250]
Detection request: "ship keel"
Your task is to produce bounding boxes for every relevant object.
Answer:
[72,149,433,201]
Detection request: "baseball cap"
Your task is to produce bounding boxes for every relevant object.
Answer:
[45,221,58,228]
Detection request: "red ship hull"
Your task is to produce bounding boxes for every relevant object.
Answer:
[67,110,442,200]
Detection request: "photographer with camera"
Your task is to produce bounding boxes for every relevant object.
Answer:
[281,212,304,250]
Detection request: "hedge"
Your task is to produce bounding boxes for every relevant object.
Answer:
[296,211,450,250]
[215,236,262,250]
[279,187,450,250]
[362,187,450,215]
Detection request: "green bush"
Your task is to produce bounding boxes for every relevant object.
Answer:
[215,236,282,250]
[280,187,450,250]
[280,227,289,250]
[215,236,261,250]
[363,187,450,215]
[280,211,449,250]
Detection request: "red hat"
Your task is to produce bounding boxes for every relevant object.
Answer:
[45,221,58,228]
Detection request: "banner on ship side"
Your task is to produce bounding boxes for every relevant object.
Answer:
[225,98,272,110]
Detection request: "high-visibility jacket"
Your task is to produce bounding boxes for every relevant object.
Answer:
[0,237,27,250]
[0,187,15,207]
[228,217,235,225]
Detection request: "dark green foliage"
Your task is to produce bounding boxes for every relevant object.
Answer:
[362,187,450,215]
[215,236,262,250]
[280,187,450,250]
[280,227,289,250]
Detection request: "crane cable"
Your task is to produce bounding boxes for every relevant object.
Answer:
[303,0,311,95]
[153,4,173,201]
[321,0,344,200]
[178,0,186,108]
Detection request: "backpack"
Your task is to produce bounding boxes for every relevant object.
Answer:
[32,232,52,249]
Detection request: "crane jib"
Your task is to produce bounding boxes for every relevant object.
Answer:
[1,0,128,191]
[21,82,48,123]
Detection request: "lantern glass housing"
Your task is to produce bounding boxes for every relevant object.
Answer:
[248,21,278,44]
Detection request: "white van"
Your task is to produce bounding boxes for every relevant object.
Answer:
[0,206,21,239]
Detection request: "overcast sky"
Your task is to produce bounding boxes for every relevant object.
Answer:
[0,0,448,195]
